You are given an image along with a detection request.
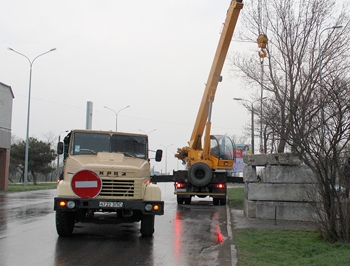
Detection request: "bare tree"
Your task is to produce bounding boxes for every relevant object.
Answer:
[229,0,350,242]
[229,0,350,152]
[294,77,350,242]
[43,131,59,181]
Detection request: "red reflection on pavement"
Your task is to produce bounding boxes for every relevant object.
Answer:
[174,211,182,259]
[215,225,224,244]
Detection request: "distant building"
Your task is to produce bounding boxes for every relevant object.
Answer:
[0,82,14,190]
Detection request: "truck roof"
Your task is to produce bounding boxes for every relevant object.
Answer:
[69,129,148,138]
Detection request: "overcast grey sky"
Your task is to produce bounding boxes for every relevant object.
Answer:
[0,0,256,173]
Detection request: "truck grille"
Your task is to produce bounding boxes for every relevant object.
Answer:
[100,179,135,197]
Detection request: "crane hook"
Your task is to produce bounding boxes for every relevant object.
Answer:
[257,33,268,59]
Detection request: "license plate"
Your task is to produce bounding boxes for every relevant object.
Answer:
[176,188,187,192]
[99,201,123,208]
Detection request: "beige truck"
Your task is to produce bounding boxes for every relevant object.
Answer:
[54,129,164,237]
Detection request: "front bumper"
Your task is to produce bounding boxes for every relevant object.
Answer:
[54,197,164,215]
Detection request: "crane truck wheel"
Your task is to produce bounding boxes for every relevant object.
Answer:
[177,195,184,204]
[213,198,219,205]
[184,197,192,205]
[213,197,226,205]
[189,162,212,187]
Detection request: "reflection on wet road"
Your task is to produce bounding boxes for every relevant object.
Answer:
[0,183,233,266]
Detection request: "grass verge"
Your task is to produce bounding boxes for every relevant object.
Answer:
[227,186,244,209]
[227,187,350,266]
[1,182,58,193]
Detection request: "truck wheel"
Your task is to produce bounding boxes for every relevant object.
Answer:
[177,195,184,205]
[140,215,155,237]
[184,197,191,205]
[213,198,219,205]
[56,211,75,237]
[189,162,212,186]
[213,198,226,205]
[220,198,227,205]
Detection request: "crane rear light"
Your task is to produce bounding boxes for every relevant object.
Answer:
[216,183,225,189]
[175,182,185,188]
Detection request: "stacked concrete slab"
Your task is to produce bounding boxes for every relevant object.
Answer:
[243,153,318,221]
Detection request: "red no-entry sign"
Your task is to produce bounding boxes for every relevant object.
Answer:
[71,169,102,198]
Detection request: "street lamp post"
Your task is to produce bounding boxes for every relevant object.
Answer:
[260,75,264,153]
[8,47,56,186]
[318,25,342,149]
[160,144,173,175]
[104,105,130,131]
[233,97,267,154]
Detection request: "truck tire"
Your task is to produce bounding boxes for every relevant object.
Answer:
[184,197,191,205]
[213,198,226,206]
[220,198,226,205]
[213,198,219,205]
[177,195,184,205]
[189,162,212,187]
[140,215,155,237]
[56,211,75,237]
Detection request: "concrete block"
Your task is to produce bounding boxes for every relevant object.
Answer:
[255,201,317,221]
[244,199,256,218]
[244,182,249,199]
[246,183,318,202]
[263,165,316,183]
[243,153,302,166]
[243,154,268,166]
[243,165,257,182]
[267,153,302,166]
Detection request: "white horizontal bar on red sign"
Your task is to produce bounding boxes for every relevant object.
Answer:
[75,181,98,188]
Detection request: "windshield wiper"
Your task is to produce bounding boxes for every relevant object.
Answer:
[79,149,97,154]
[123,152,135,158]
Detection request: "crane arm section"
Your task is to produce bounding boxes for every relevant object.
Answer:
[175,0,243,169]
[190,0,243,150]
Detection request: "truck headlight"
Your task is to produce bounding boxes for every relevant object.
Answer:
[67,201,76,209]
[145,204,153,211]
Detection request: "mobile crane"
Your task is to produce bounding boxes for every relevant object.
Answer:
[169,0,244,205]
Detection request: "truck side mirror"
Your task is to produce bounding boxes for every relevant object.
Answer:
[155,149,163,162]
[57,142,64,155]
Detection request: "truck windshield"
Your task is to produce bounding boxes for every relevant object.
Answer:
[70,132,148,159]
[110,134,147,159]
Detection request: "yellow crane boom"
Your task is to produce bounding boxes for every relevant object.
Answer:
[175,0,243,170]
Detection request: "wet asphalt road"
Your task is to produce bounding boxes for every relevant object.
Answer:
[0,183,235,266]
